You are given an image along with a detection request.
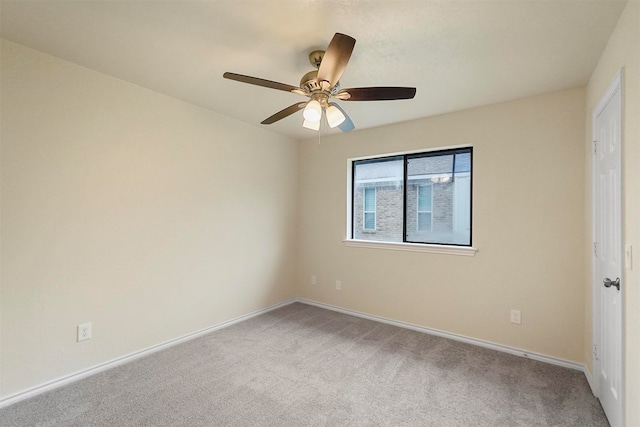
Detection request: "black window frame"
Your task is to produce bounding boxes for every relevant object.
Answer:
[351,147,473,247]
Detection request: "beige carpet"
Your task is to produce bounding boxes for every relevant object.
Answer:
[0,302,608,426]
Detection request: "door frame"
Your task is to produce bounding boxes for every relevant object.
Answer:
[591,68,624,422]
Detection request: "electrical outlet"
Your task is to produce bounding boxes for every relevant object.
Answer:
[77,323,92,342]
[311,275,317,285]
[336,280,342,291]
[510,310,522,325]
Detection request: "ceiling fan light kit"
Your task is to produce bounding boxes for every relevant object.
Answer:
[303,99,322,122]
[302,119,321,131]
[325,104,346,127]
[223,33,416,133]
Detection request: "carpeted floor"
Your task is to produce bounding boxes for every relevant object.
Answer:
[0,302,609,426]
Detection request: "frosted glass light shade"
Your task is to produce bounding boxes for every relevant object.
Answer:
[303,100,322,122]
[303,119,320,131]
[325,105,346,128]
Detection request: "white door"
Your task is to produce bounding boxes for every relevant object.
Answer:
[593,71,623,427]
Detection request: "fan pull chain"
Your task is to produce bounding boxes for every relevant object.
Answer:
[317,114,324,145]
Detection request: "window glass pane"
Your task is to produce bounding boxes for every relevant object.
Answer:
[364,188,375,211]
[353,157,403,242]
[418,185,432,211]
[405,149,471,245]
[455,151,471,173]
[418,212,432,231]
[364,212,375,230]
[351,148,471,246]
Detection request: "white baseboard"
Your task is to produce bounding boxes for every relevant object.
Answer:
[296,298,591,376]
[0,298,298,409]
[1,296,594,409]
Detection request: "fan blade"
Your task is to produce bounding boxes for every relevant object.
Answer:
[261,103,306,125]
[317,33,356,90]
[223,72,300,93]
[329,103,355,132]
[337,87,416,101]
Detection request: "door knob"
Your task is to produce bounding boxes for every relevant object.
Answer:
[603,277,620,291]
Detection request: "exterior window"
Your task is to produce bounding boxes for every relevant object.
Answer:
[352,156,404,242]
[363,188,376,230]
[417,184,433,231]
[351,147,472,246]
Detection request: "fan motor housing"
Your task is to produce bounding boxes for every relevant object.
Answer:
[300,70,341,95]
[300,70,322,92]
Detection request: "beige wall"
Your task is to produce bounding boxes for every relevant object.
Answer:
[584,1,640,425]
[0,40,298,398]
[297,88,586,362]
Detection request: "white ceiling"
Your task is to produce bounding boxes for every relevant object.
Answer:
[0,0,627,141]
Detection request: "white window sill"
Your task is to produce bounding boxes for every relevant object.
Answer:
[343,239,477,256]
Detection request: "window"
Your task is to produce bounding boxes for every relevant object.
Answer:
[350,147,472,246]
[363,187,376,230]
[417,184,433,231]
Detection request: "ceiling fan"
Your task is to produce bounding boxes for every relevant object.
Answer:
[223,33,416,132]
